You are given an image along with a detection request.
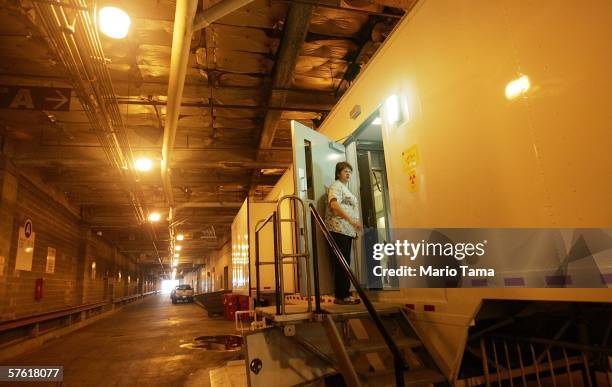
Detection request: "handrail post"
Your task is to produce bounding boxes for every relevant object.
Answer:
[255,227,261,308]
[297,198,312,313]
[272,211,281,315]
[275,195,313,315]
[310,211,322,314]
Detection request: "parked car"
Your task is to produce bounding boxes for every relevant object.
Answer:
[171,284,194,304]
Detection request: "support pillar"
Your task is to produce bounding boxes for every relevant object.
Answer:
[75,228,91,305]
[0,157,18,320]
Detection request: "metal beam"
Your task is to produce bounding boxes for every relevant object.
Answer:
[115,99,331,114]
[258,2,314,149]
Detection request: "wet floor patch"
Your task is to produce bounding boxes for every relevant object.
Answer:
[180,335,243,351]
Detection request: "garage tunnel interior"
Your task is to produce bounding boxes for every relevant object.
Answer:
[0,0,611,386]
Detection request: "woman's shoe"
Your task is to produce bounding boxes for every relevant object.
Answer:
[334,296,361,305]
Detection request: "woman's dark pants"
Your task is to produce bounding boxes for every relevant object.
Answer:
[330,231,353,299]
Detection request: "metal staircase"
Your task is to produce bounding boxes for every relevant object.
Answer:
[246,196,448,387]
[319,307,447,386]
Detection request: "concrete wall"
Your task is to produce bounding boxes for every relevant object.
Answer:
[182,268,204,293]
[0,159,142,322]
[204,240,232,292]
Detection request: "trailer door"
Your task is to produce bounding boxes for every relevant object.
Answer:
[291,120,348,296]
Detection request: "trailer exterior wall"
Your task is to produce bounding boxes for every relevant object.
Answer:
[308,0,612,379]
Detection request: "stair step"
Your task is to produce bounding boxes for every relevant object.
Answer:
[363,368,446,387]
[346,337,422,355]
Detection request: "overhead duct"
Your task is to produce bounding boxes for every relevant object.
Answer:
[161,0,256,212]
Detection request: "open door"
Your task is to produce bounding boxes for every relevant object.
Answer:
[291,121,347,296]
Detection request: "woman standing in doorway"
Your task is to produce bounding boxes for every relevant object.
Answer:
[325,161,362,305]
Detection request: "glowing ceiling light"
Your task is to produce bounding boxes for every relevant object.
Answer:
[98,7,131,39]
[372,117,382,125]
[176,234,184,241]
[175,245,182,251]
[385,95,400,125]
[148,212,161,222]
[174,253,180,258]
[135,157,153,172]
[505,75,530,100]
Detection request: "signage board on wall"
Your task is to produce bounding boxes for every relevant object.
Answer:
[45,247,56,273]
[15,219,35,271]
[0,85,71,111]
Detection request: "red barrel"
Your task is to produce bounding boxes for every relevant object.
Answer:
[222,294,251,321]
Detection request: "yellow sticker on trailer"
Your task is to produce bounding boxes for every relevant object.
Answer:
[407,168,418,192]
[402,144,419,170]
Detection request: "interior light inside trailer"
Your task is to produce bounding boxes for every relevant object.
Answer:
[175,245,182,251]
[148,212,161,222]
[385,95,400,125]
[505,75,530,99]
[372,117,382,125]
[135,157,153,172]
[174,253,180,258]
[176,234,184,241]
[98,7,131,39]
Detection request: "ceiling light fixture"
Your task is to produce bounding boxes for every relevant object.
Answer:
[384,95,401,125]
[98,7,131,39]
[177,234,184,241]
[175,246,182,251]
[135,157,153,172]
[148,212,161,222]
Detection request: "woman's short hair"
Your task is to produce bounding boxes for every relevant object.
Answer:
[335,161,353,180]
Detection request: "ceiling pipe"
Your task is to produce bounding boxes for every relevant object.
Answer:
[162,0,198,209]
[162,0,256,214]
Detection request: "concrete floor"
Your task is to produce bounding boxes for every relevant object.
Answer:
[4,294,239,386]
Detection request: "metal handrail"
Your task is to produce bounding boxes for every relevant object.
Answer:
[309,203,407,387]
[0,301,108,333]
[0,291,158,333]
[254,211,280,313]
[255,212,276,233]
[113,293,145,303]
[277,195,312,314]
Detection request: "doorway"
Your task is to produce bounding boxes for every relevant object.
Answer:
[291,116,395,296]
[345,110,397,289]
